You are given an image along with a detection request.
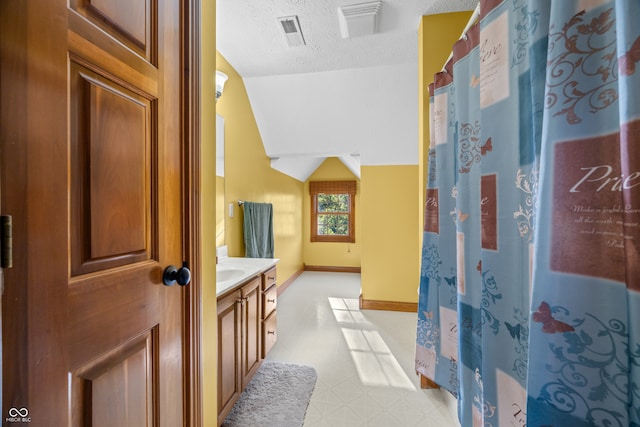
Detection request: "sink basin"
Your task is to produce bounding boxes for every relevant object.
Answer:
[217,267,245,283]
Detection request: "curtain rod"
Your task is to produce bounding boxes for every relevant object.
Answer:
[441,2,481,72]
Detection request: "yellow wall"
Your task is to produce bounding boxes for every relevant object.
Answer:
[202,1,217,425]
[215,52,305,287]
[361,165,420,303]
[303,157,361,267]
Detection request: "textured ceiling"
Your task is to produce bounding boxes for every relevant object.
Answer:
[216,0,478,181]
[217,0,478,77]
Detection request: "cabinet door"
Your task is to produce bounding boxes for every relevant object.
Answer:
[241,277,262,388]
[217,290,242,424]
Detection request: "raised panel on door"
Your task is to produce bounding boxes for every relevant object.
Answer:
[69,0,156,62]
[241,277,262,388]
[71,329,157,426]
[69,60,155,276]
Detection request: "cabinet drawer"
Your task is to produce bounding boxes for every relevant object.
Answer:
[262,310,277,357]
[262,267,277,291]
[262,284,277,319]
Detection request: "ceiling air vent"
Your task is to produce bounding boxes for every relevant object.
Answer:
[277,15,306,47]
[338,1,382,38]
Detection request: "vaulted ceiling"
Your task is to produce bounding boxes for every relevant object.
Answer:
[217,0,477,181]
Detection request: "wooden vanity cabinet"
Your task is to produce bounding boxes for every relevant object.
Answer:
[261,267,277,357]
[217,276,261,425]
[217,265,278,425]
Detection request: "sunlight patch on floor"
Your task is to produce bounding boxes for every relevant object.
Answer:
[328,297,367,324]
[329,297,416,391]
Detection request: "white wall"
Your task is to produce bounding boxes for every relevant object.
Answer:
[244,63,418,174]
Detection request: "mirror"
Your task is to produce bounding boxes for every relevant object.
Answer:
[216,114,225,247]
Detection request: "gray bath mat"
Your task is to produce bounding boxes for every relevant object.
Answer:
[222,361,317,427]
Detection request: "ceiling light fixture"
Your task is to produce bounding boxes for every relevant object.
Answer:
[215,71,228,102]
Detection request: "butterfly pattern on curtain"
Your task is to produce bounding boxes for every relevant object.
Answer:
[528,1,640,426]
[416,68,462,398]
[415,0,640,426]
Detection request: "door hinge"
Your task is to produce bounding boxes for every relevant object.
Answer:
[1,215,12,268]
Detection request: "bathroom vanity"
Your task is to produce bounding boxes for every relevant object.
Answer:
[216,257,279,425]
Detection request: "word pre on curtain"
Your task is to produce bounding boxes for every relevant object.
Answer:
[415,0,640,426]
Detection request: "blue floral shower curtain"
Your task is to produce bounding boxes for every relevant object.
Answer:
[415,0,640,425]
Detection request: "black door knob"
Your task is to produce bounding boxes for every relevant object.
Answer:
[163,262,191,286]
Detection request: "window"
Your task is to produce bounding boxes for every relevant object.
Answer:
[310,180,356,243]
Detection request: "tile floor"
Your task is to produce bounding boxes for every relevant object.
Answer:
[265,271,460,427]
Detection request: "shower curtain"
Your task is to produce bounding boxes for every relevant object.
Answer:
[415,0,640,426]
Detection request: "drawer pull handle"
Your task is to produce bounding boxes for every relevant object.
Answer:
[268,276,275,280]
[267,299,276,303]
[267,330,275,335]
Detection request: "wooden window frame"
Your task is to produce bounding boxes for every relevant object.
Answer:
[310,180,356,243]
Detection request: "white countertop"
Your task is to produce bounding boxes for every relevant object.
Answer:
[216,256,279,297]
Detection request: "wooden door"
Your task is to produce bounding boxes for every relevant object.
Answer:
[1,0,191,425]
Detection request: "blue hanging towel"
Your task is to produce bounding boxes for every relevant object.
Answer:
[242,202,274,258]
